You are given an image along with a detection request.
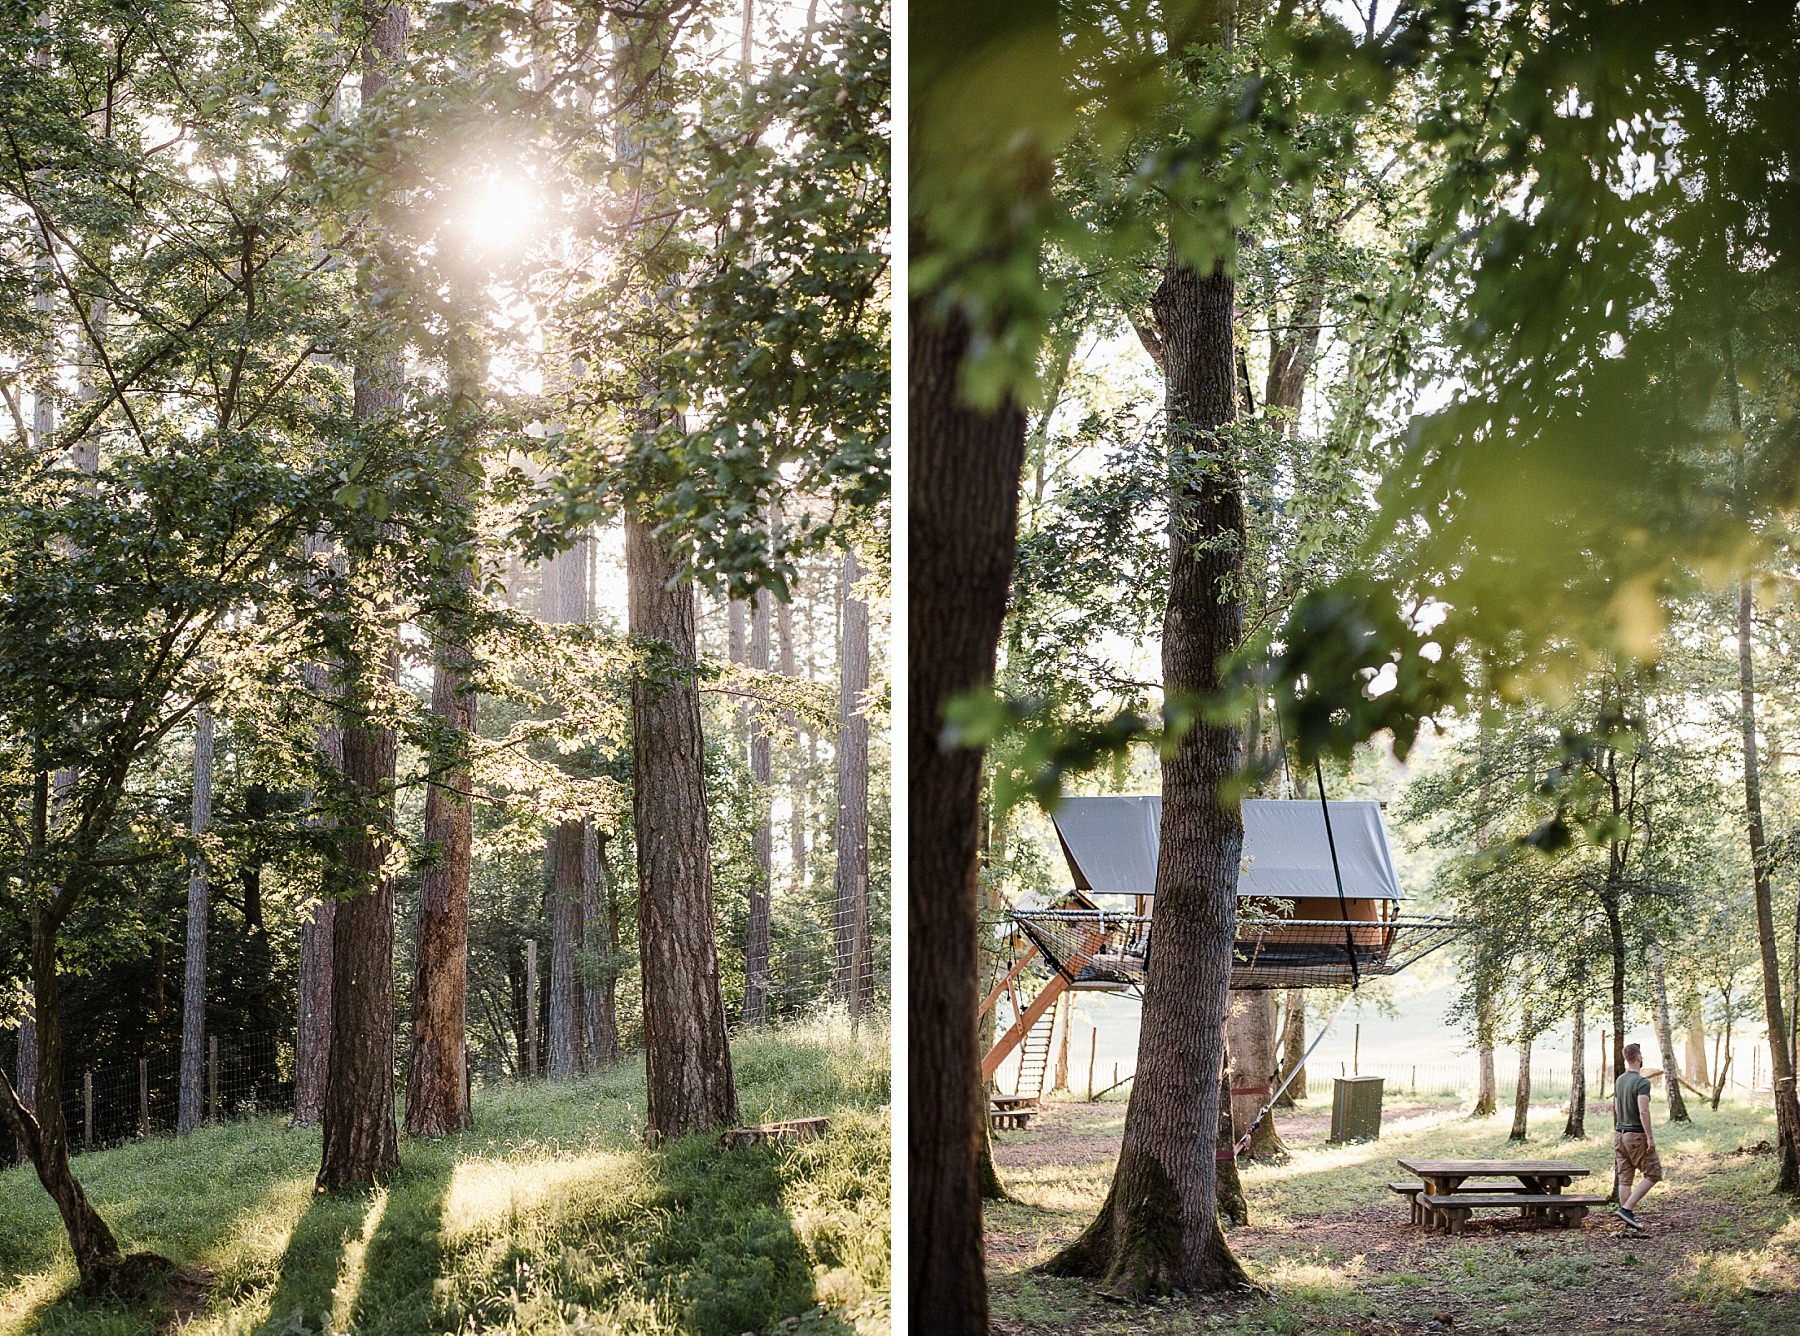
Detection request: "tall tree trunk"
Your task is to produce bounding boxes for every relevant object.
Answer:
[1649,946,1690,1123]
[1472,959,1497,1116]
[405,407,479,1132]
[835,544,871,1011]
[1602,885,1628,1087]
[909,302,1028,1326]
[582,823,621,1065]
[1565,989,1587,1139]
[1228,991,1286,1159]
[178,705,215,1134]
[1052,992,1071,1093]
[745,582,774,1025]
[548,818,586,1078]
[1047,107,1252,1294]
[775,521,806,894]
[14,1008,35,1164]
[318,3,408,1184]
[627,513,740,1137]
[1215,1063,1248,1226]
[1510,969,1533,1142]
[543,534,589,1079]
[293,537,342,1129]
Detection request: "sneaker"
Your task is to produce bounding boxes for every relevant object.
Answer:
[1616,1207,1644,1231]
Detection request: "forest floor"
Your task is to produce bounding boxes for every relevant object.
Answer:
[987,1086,1800,1335]
[0,1019,890,1336]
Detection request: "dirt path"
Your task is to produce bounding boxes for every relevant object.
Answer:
[987,1098,1800,1335]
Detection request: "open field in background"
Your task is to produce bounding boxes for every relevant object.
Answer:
[986,1089,1800,1336]
[0,1022,889,1336]
[996,957,1766,1105]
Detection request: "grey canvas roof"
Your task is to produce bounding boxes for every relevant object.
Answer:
[1051,796,1403,902]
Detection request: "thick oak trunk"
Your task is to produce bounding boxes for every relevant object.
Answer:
[835,545,871,1011]
[1228,990,1286,1159]
[1046,245,1251,1298]
[627,512,739,1138]
[909,303,1027,1328]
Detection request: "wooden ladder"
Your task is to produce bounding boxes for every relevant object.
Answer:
[1013,1005,1057,1098]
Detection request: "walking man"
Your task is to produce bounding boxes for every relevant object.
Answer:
[1614,1042,1662,1230]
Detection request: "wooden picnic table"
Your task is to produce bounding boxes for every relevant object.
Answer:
[1393,1158,1601,1235]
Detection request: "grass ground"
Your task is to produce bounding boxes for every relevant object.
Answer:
[987,1087,1800,1335]
[0,1021,889,1336]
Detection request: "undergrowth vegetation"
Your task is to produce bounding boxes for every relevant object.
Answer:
[0,1021,889,1336]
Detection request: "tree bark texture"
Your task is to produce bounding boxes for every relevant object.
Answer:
[1276,990,1305,1105]
[582,823,622,1065]
[627,512,740,1138]
[178,705,215,1134]
[1228,991,1286,1159]
[1046,242,1251,1298]
[745,584,774,1025]
[1215,1064,1248,1226]
[909,302,1028,1327]
[317,686,401,1188]
[405,565,477,1135]
[294,538,343,1128]
[1472,963,1497,1117]
[776,540,807,894]
[1510,982,1533,1142]
[14,1008,36,1164]
[1688,1000,1710,1088]
[835,544,871,1011]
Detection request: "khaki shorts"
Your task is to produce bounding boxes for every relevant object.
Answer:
[1615,1131,1663,1188]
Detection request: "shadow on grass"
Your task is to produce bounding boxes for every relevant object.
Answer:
[258,1149,455,1336]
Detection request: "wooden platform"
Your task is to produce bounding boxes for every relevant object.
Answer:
[718,1117,830,1149]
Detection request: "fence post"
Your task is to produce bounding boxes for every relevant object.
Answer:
[208,1036,219,1123]
[1088,1029,1097,1100]
[83,1072,93,1148]
[1411,1065,1416,1094]
[138,1059,148,1136]
[1354,1024,1360,1075]
[525,939,539,1077]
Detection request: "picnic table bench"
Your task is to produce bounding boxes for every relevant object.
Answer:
[990,1095,1038,1131]
[1394,1158,1603,1235]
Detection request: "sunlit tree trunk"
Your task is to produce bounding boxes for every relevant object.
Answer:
[1565,988,1587,1139]
[1510,969,1533,1142]
[582,823,621,1065]
[317,0,407,1189]
[745,581,774,1024]
[178,704,215,1134]
[1228,991,1285,1159]
[544,537,589,1079]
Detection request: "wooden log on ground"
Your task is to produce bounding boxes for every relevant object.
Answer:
[718,1117,831,1149]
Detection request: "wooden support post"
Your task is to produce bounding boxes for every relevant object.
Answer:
[525,939,539,1077]
[978,945,1041,1022]
[138,1058,149,1136]
[208,1036,219,1123]
[1354,1023,1361,1075]
[1088,1028,1097,1100]
[83,1072,92,1148]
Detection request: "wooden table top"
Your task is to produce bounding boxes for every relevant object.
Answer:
[1397,1158,1591,1177]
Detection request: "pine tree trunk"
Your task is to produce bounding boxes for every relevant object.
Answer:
[1046,187,1251,1298]
[548,818,586,1078]
[776,536,806,893]
[909,300,1028,1328]
[582,823,621,1065]
[317,674,401,1188]
[834,545,871,1011]
[1565,991,1587,1139]
[745,583,774,1025]
[293,538,342,1129]
[178,705,215,1134]
[405,475,478,1133]
[1650,946,1690,1123]
[13,1008,35,1164]
[628,512,739,1138]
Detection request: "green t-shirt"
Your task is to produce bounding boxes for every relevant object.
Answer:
[1614,1071,1651,1132]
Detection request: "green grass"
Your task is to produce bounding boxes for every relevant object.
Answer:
[987,1090,1800,1335]
[0,1021,890,1336]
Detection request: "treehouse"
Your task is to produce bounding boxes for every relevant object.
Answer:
[980,796,1465,1085]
